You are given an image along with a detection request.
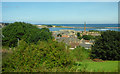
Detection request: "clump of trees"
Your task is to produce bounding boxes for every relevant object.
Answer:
[2,40,73,72]
[82,35,94,40]
[77,32,94,40]
[71,46,90,61]
[77,32,82,40]
[90,30,120,60]
[89,30,100,32]
[2,22,74,72]
[1,23,10,27]
[2,22,53,47]
[77,32,80,37]
[46,25,53,27]
[57,34,62,37]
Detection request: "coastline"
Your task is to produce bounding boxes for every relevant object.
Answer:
[37,25,120,29]
[59,26,120,29]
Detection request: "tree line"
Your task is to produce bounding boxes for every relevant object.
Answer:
[2,22,53,47]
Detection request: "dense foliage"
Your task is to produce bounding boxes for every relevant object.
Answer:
[2,22,53,47]
[46,25,53,27]
[57,34,62,37]
[2,40,73,72]
[77,32,94,40]
[89,30,100,32]
[77,32,82,40]
[90,30,120,60]
[71,46,90,61]
[82,35,94,40]
[77,32,80,37]
[2,23,10,26]
[78,36,82,40]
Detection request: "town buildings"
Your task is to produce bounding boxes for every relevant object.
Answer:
[52,29,100,49]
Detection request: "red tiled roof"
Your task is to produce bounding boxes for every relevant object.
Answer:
[69,43,79,48]
[62,35,69,37]
[85,40,90,42]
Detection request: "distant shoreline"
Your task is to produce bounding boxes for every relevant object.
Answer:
[58,26,120,29]
[37,25,120,29]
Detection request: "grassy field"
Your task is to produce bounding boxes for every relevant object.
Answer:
[74,61,119,72]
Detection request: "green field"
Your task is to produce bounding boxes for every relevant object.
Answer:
[74,61,119,72]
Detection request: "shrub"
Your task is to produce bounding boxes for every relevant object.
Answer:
[46,25,53,27]
[2,22,53,47]
[90,30,120,60]
[77,32,80,37]
[2,40,73,72]
[89,30,100,32]
[78,36,82,40]
[77,32,82,40]
[57,34,62,37]
[71,46,90,61]
[82,35,94,40]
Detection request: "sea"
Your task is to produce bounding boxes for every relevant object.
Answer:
[38,24,120,31]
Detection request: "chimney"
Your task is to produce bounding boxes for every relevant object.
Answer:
[84,22,86,32]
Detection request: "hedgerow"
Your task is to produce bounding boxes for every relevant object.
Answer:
[2,40,73,72]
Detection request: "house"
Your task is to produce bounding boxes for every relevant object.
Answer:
[84,40,93,44]
[80,43,91,49]
[90,33,101,36]
[62,35,69,38]
[69,42,80,50]
[52,30,95,50]
[79,39,94,49]
[37,25,42,27]
[54,36,81,50]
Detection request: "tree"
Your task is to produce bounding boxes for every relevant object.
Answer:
[82,35,94,40]
[89,30,100,32]
[46,25,53,27]
[90,30,120,60]
[2,22,53,47]
[71,46,90,61]
[57,34,62,37]
[77,32,82,40]
[78,36,82,40]
[77,32,80,37]
[2,40,73,72]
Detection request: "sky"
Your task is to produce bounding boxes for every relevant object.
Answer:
[2,2,118,24]
[1,0,120,2]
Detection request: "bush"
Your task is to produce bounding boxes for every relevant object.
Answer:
[71,46,90,61]
[77,32,80,37]
[90,30,120,60]
[57,34,62,37]
[82,35,94,40]
[46,25,53,27]
[89,30,100,32]
[78,36,82,40]
[77,32,82,40]
[2,22,53,47]
[2,40,73,72]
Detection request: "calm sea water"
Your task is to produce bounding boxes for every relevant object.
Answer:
[49,27,119,31]
[50,24,119,27]
[38,24,119,31]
